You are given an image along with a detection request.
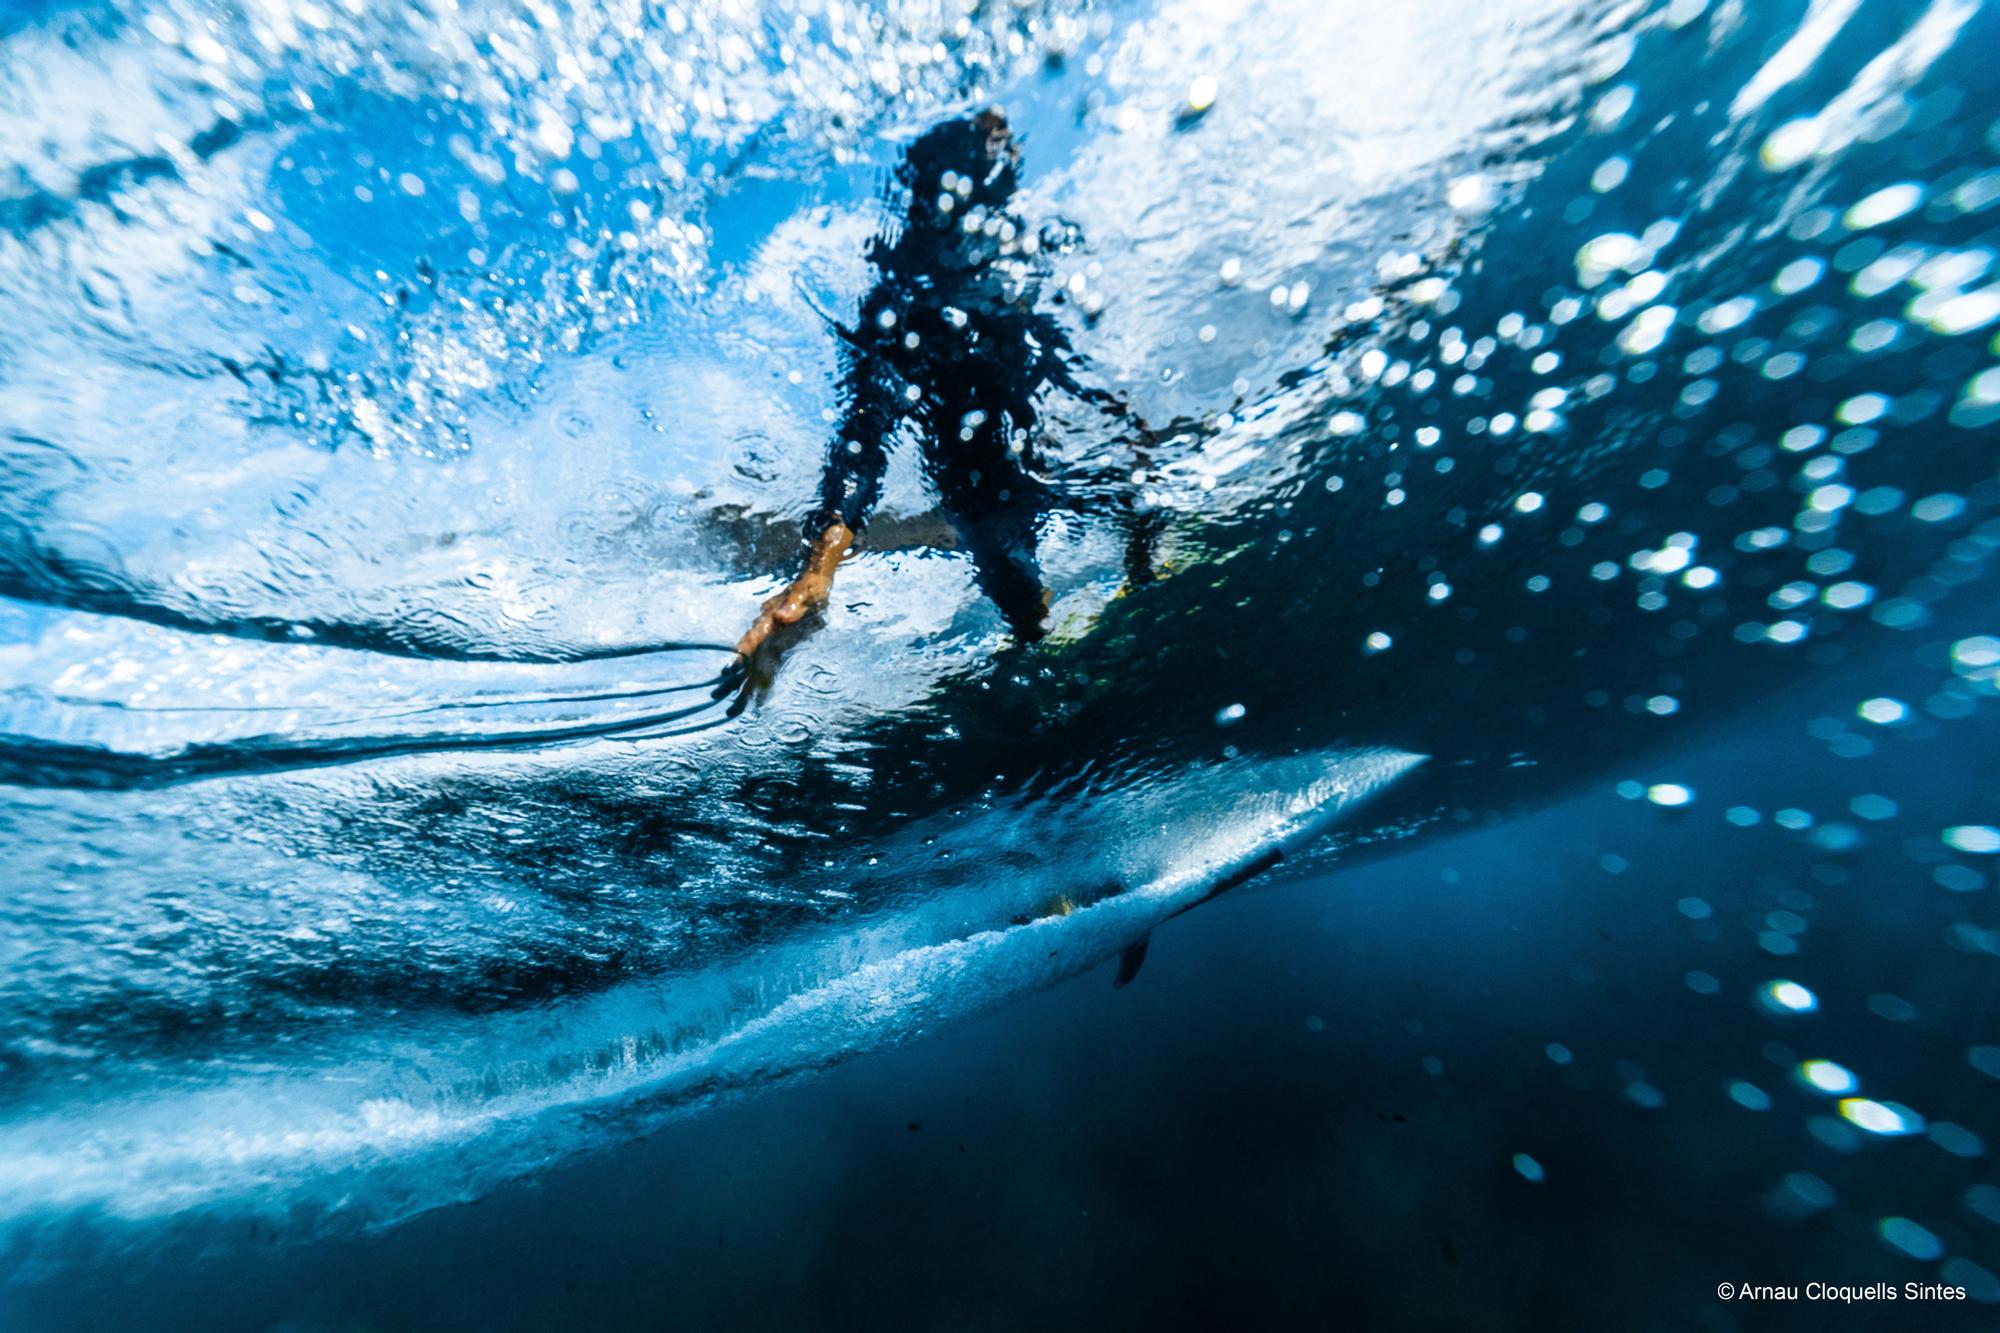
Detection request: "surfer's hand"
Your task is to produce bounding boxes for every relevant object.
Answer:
[733,574,827,660]
[732,522,853,661]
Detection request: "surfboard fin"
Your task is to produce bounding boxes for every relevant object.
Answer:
[1113,933,1151,989]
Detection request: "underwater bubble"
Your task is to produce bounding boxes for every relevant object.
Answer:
[1799,1059,1858,1094]
[1854,486,1904,515]
[1514,492,1544,514]
[1686,971,1721,995]
[1836,393,1890,424]
[1774,258,1824,295]
[1867,994,1917,1022]
[1700,297,1758,333]
[1776,808,1814,830]
[1448,175,1494,213]
[1363,631,1393,655]
[1183,74,1219,115]
[1728,1081,1772,1111]
[1760,976,1824,1008]
[1935,865,1985,892]
[1808,1116,1861,1152]
[1965,368,2000,407]
[1577,233,1646,285]
[1677,897,1711,920]
[1925,287,2000,336]
[1969,1183,2000,1222]
[1929,1122,1984,1158]
[1646,783,1693,807]
[1845,184,1925,231]
[1850,794,1898,821]
[1727,806,1762,827]
[1761,119,1822,171]
[1590,83,1635,133]
[1858,698,1907,725]
[1839,1098,1924,1136]
[1941,1260,2000,1304]
[1878,1217,1944,1262]
[1619,305,1678,355]
[1214,703,1246,727]
[1779,1172,1836,1212]
[1952,636,2000,670]
[1914,493,1966,523]
[1513,1153,1546,1184]
[1944,826,2000,854]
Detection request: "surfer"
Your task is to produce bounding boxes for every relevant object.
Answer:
[732,109,1153,666]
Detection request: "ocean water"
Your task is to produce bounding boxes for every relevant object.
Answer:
[1,0,1998,1326]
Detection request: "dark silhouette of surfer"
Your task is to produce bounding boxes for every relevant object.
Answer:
[734,109,1150,663]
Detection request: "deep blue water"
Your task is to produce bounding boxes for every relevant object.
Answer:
[2,0,1999,1326]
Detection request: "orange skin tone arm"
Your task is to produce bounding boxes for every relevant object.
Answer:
[735,522,854,660]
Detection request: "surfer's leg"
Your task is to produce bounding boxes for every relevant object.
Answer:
[1122,503,1165,588]
[956,503,1049,643]
[933,464,1050,643]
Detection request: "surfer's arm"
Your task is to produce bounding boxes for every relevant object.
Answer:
[734,519,854,659]
[735,359,896,660]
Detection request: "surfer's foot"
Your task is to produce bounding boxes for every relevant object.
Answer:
[1016,597,1051,645]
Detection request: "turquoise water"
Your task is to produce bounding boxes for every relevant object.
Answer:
[2,0,1999,1324]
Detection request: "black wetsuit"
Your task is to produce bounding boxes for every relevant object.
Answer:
[806,114,1127,642]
